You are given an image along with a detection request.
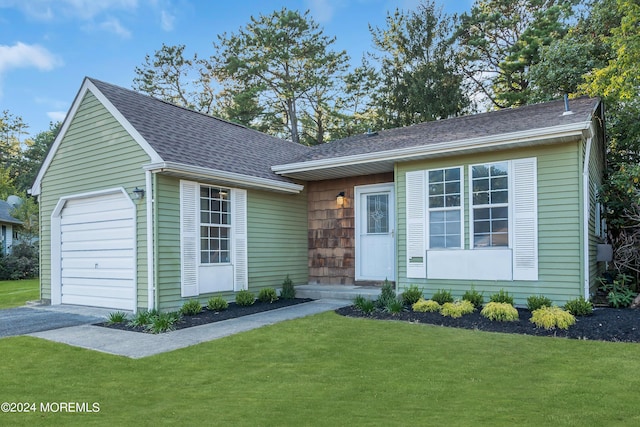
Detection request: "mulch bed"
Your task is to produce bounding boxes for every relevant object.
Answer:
[335,305,640,343]
[96,298,312,333]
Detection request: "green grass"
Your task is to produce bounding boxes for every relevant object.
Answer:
[0,279,39,309]
[1,312,639,425]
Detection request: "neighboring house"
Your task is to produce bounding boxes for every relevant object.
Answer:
[31,78,605,311]
[0,200,22,255]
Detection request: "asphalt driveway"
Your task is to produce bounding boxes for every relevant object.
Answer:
[0,305,115,337]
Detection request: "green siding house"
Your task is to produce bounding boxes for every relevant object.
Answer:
[31,78,605,311]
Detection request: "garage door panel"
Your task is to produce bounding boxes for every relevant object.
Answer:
[61,239,135,252]
[59,191,136,311]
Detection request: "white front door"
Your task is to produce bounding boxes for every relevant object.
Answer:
[355,183,395,281]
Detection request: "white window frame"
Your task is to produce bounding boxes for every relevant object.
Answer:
[199,185,232,265]
[469,161,511,250]
[426,166,464,250]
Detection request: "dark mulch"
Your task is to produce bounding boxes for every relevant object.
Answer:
[96,298,312,333]
[335,305,640,343]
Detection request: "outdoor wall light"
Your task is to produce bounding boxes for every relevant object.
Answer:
[133,187,145,200]
[336,192,345,207]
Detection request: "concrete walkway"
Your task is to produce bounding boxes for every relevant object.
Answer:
[27,299,349,359]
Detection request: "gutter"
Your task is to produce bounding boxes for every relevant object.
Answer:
[272,121,591,176]
[144,161,304,194]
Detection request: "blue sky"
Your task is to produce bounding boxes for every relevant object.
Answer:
[0,0,473,137]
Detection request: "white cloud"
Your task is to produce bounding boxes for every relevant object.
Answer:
[98,16,132,38]
[46,111,67,122]
[306,0,337,23]
[160,9,174,31]
[0,0,138,21]
[0,42,62,73]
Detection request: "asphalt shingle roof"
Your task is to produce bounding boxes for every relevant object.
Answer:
[89,78,311,183]
[0,200,22,225]
[296,96,600,162]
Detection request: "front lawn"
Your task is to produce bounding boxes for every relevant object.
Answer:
[0,279,39,309]
[1,312,639,426]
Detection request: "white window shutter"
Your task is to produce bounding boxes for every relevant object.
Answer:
[233,188,248,291]
[512,158,538,281]
[180,180,199,297]
[406,171,427,278]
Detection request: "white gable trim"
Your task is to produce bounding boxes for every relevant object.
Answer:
[30,78,163,196]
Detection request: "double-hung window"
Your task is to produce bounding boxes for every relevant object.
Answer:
[428,167,463,249]
[471,162,509,248]
[200,186,231,264]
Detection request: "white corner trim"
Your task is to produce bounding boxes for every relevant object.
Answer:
[31,78,163,196]
[583,136,593,300]
[145,170,155,311]
[144,161,304,194]
[272,121,590,176]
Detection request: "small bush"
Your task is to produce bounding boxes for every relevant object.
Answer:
[236,290,256,307]
[563,298,593,316]
[530,306,576,330]
[207,296,229,311]
[489,289,514,305]
[180,299,202,315]
[353,295,376,314]
[258,287,278,303]
[384,298,405,314]
[412,298,440,313]
[526,295,553,311]
[127,310,157,328]
[401,285,423,306]
[107,311,128,324]
[235,290,255,306]
[377,280,397,308]
[431,289,454,305]
[280,275,296,299]
[481,302,519,322]
[440,300,475,318]
[146,311,181,334]
[462,287,484,309]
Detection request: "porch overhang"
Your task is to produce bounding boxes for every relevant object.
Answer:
[272,122,593,181]
[144,161,304,194]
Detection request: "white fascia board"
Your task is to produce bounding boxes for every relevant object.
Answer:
[144,161,304,194]
[272,121,591,175]
[31,78,163,196]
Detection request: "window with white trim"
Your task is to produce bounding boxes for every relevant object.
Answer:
[471,162,509,248]
[200,186,231,264]
[428,167,463,248]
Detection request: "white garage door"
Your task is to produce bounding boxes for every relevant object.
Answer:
[59,192,135,310]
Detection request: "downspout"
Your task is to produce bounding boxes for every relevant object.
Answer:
[146,170,155,311]
[582,136,593,300]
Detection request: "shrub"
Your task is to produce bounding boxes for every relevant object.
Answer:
[0,241,39,280]
[530,306,576,330]
[440,300,475,318]
[489,289,514,305]
[180,299,202,315]
[280,275,296,299]
[146,311,181,334]
[563,298,593,316]
[127,310,157,328]
[431,289,454,305]
[353,295,376,314]
[377,280,397,308]
[526,295,553,311]
[207,296,228,311]
[481,302,519,322]
[599,273,637,308]
[462,287,484,309]
[235,290,255,306]
[107,311,128,324]
[384,298,405,314]
[258,287,278,303]
[401,285,423,306]
[412,298,440,313]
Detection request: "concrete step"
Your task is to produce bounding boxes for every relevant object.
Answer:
[295,284,381,301]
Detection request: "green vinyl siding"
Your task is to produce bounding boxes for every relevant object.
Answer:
[397,141,583,305]
[154,176,308,311]
[586,127,607,295]
[39,91,151,309]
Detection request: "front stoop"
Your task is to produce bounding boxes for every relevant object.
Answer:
[295,284,381,301]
